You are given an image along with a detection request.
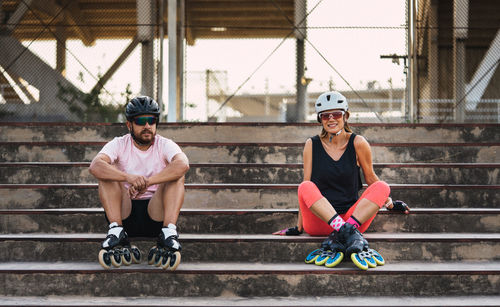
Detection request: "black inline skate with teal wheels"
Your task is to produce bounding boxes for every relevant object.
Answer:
[338,223,385,270]
[305,230,345,268]
[98,222,142,269]
[147,225,182,271]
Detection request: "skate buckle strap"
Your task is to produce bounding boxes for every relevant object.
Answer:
[109,222,120,229]
[171,239,180,250]
[357,250,372,259]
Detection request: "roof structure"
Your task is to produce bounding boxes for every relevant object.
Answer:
[1,0,295,46]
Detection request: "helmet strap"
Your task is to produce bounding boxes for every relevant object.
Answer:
[328,129,342,142]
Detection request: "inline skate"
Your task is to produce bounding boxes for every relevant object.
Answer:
[337,222,385,270]
[147,224,181,271]
[98,222,142,269]
[305,230,345,268]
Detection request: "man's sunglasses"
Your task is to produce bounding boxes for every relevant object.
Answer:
[319,111,345,121]
[133,116,157,126]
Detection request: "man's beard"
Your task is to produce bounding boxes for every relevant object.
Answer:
[131,129,155,146]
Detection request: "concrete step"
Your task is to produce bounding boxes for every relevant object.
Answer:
[1,233,499,262]
[1,208,499,234]
[1,162,498,185]
[0,261,499,297]
[1,295,499,307]
[1,123,498,143]
[1,141,498,163]
[1,183,498,209]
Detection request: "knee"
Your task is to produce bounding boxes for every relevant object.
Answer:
[372,180,390,196]
[367,181,391,207]
[298,181,323,209]
[298,181,316,196]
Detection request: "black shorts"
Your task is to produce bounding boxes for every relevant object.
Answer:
[105,199,163,238]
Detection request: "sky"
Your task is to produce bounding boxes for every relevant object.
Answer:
[20,0,407,121]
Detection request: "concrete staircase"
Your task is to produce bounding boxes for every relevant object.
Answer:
[0,122,499,306]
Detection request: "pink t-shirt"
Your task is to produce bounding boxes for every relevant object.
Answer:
[99,134,183,199]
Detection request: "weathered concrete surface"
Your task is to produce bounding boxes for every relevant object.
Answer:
[1,163,498,185]
[0,123,498,302]
[2,143,498,163]
[0,262,499,297]
[1,209,499,234]
[0,233,499,262]
[1,123,498,143]
[0,185,498,209]
[1,295,499,307]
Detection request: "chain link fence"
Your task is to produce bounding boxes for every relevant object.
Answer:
[185,0,408,123]
[0,0,161,122]
[415,0,500,123]
[0,0,498,123]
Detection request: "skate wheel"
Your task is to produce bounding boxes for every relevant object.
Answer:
[147,246,157,265]
[314,250,331,266]
[370,249,385,266]
[351,253,368,270]
[153,248,163,267]
[305,249,321,264]
[365,255,377,268]
[110,250,122,267]
[160,253,172,270]
[122,248,132,266]
[98,249,112,269]
[325,252,344,268]
[131,246,142,264]
[168,251,181,271]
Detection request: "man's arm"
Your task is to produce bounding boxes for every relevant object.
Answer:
[147,152,190,186]
[89,153,147,191]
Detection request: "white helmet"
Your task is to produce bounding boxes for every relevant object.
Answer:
[315,91,348,114]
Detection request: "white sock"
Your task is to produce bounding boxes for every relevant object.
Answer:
[107,222,123,237]
[162,223,178,237]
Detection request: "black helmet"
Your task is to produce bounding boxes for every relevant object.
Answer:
[125,96,160,120]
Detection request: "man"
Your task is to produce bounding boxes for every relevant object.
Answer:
[89,96,189,270]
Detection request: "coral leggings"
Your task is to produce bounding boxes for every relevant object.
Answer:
[298,180,390,236]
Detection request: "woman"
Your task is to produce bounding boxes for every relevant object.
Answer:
[273,91,409,269]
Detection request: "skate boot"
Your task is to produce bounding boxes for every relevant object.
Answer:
[147,224,182,271]
[305,230,345,268]
[98,222,142,269]
[338,223,385,270]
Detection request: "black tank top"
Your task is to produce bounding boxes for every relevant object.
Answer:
[310,133,363,214]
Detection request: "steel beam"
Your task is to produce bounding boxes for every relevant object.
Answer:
[465,30,500,110]
[167,0,177,122]
[453,0,469,121]
[91,36,140,94]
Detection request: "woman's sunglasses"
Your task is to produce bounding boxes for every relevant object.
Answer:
[320,111,345,121]
[133,116,157,126]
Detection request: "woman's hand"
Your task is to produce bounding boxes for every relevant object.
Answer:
[272,226,303,236]
[385,197,410,214]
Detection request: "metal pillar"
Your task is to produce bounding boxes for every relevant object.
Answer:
[177,0,185,121]
[167,0,177,122]
[296,39,306,122]
[405,0,411,122]
[137,0,155,97]
[157,0,164,116]
[56,24,66,77]
[428,0,439,99]
[453,0,469,122]
[406,0,417,122]
[410,0,418,122]
[292,0,307,122]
